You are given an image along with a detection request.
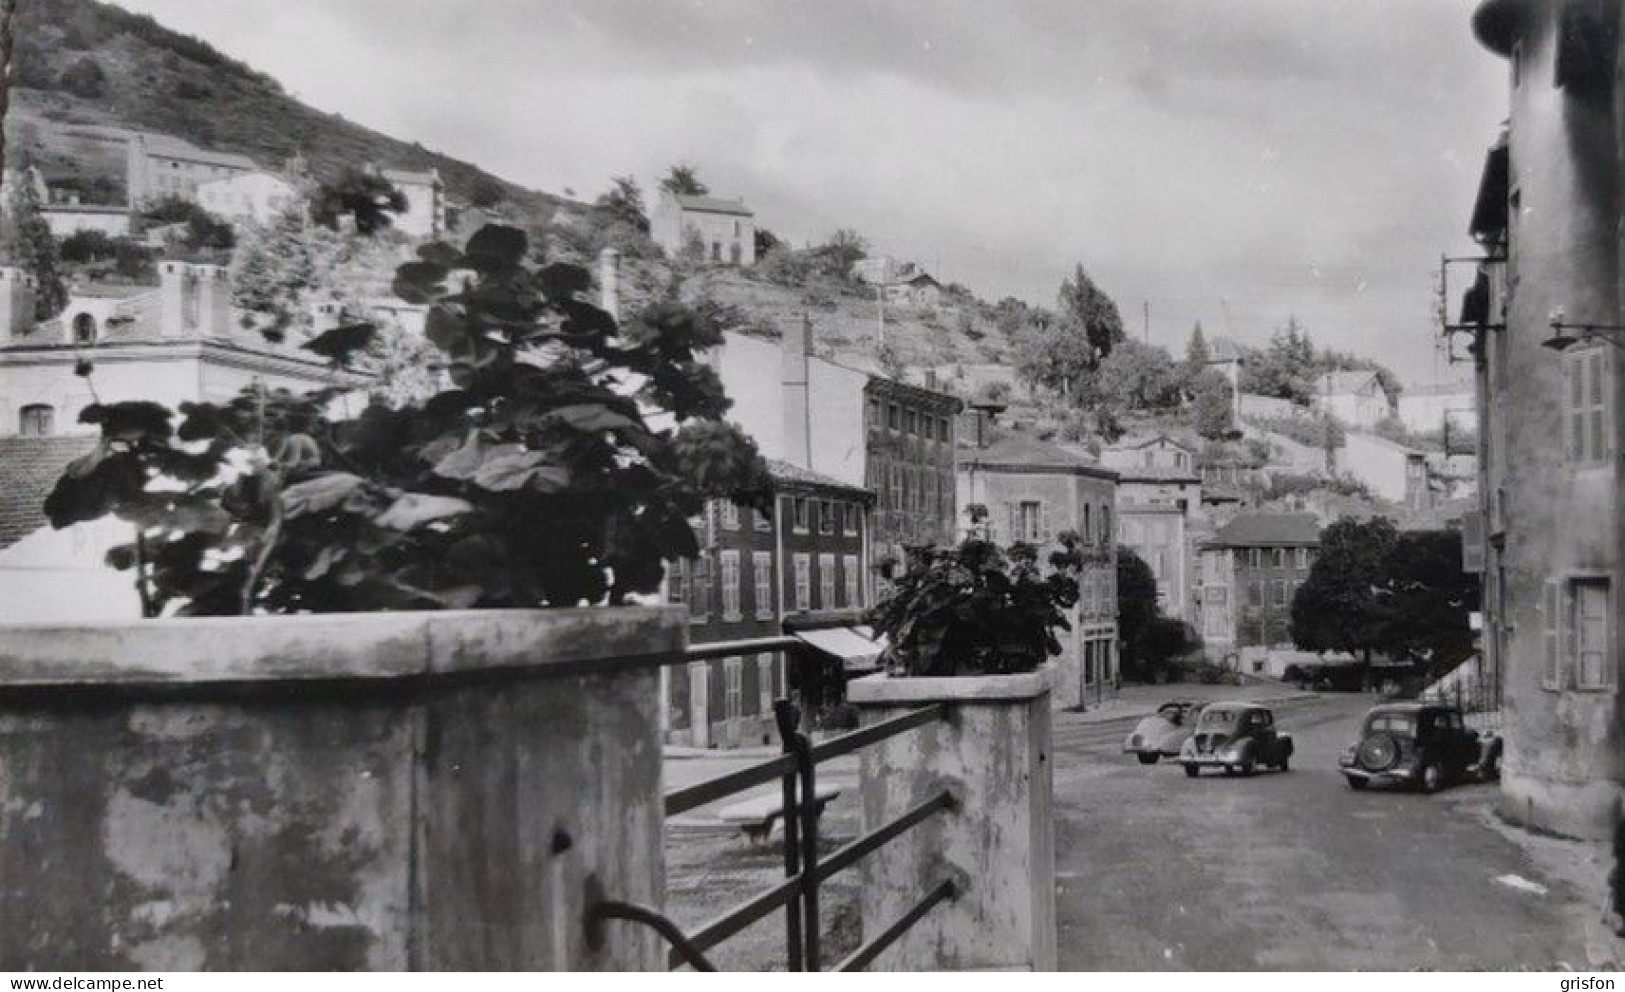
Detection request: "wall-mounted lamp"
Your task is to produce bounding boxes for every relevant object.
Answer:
[1543,306,1625,352]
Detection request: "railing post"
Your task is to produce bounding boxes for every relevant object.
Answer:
[772,699,805,971]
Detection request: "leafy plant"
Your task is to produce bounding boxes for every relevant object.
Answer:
[867,510,1082,676]
[45,224,772,616]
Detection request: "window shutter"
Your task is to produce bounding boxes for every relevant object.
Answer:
[1040,502,1052,542]
[1003,502,1016,542]
[1543,579,1560,687]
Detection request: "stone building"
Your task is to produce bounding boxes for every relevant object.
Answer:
[651,190,756,265]
[1195,513,1320,670]
[1101,434,1204,623]
[957,431,1120,707]
[864,376,962,573]
[662,464,874,748]
[127,132,258,206]
[1462,0,1625,839]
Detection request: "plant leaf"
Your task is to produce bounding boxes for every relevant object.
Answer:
[472,449,569,492]
[374,493,475,531]
[301,322,377,364]
[463,225,528,273]
[281,472,366,517]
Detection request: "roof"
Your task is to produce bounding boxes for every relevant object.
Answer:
[1203,701,1271,714]
[0,435,100,549]
[42,203,130,215]
[381,168,441,186]
[1202,484,1246,503]
[1205,512,1321,549]
[1113,432,1195,453]
[671,193,753,218]
[1114,465,1202,483]
[1207,337,1244,363]
[139,133,257,171]
[765,458,873,500]
[967,434,1117,479]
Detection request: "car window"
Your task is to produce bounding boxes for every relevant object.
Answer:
[1197,709,1237,730]
[1365,714,1416,735]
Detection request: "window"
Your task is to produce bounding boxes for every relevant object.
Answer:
[18,404,53,437]
[868,397,881,431]
[753,551,774,619]
[668,559,687,607]
[1102,505,1111,546]
[719,500,740,531]
[723,657,743,720]
[1017,501,1043,543]
[1271,548,1285,568]
[1296,548,1310,570]
[691,556,712,620]
[844,554,860,608]
[794,554,811,611]
[820,500,836,535]
[1247,580,1263,608]
[1272,579,1288,608]
[905,409,917,435]
[1564,347,1611,467]
[845,503,861,534]
[753,508,772,533]
[1209,586,1228,605]
[731,240,742,263]
[792,498,810,532]
[720,550,741,620]
[1248,548,1261,568]
[72,313,97,345]
[892,466,904,511]
[710,241,721,262]
[819,553,836,609]
[1082,504,1093,544]
[888,403,900,431]
[757,654,775,714]
[1573,578,1613,690]
[938,417,949,442]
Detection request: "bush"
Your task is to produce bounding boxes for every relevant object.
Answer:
[58,57,106,98]
[868,527,1083,677]
[59,229,116,263]
[45,225,774,615]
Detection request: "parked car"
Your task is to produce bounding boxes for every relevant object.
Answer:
[1339,702,1489,792]
[1178,702,1293,777]
[1123,701,1207,764]
[1282,662,1365,692]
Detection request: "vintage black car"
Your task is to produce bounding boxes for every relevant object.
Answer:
[1339,702,1485,792]
[1177,702,1293,777]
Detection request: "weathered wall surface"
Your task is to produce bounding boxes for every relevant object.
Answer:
[0,608,678,970]
[849,668,1056,971]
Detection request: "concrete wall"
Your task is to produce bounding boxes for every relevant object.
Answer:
[1340,432,1416,502]
[1473,0,1625,840]
[849,667,1056,971]
[0,608,678,969]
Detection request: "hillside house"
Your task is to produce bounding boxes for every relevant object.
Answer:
[40,202,131,239]
[651,190,756,266]
[1397,381,1477,436]
[380,167,446,239]
[1196,513,1321,670]
[197,170,299,226]
[1103,435,1204,623]
[126,131,258,206]
[885,268,944,307]
[1313,369,1395,428]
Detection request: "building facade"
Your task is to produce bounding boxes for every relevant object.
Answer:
[1313,369,1395,428]
[958,432,1120,708]
[1103,435,1204,624]
[864,377,961,572]
[662,466,873,748]
[127,132,258,206]
[1196,513,1321,669]
[651,190,756,265]
[1463,0,1625,839]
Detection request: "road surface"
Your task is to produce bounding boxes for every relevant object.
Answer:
[1054,693,1595,970]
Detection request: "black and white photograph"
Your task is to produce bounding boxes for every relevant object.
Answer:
[0,0,1620,976]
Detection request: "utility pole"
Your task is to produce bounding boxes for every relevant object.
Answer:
[877,282,886,349]
[1143,301,1150,343]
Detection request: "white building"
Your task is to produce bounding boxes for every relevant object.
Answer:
[1312,369,1394,428]
[380,168,445,239]
[197,170,299,226]
[40,203,131,239]
[1396,381,1477,437]
[651,190,756,266]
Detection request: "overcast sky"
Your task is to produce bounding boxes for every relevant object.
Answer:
[114,0,1508,383]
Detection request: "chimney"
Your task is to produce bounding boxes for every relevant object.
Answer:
[158,260,188,336]
[309,301,343,335]
[598,247,620,323]
[0,267,36,342]
[159,262,231,337]
[782,313,813,469]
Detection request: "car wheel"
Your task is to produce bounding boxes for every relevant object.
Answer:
[1480,746,1501,782]
[1183,764,1199,778]
[1240,756,1257,776]
[1137,753,1159,765]
[1346,775,1368,791]
[1278,756,1290,772]
[1420,762,1443,794]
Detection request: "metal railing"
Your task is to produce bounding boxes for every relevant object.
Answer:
[586,636,958,971]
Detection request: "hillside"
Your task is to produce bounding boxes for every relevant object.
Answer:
[6,0,578,227]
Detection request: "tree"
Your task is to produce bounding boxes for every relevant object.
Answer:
[1291,516,1398,684]
[1095,339,1181,412]
[1370,529,1479,677]
[822,228,868,271]
[1014,318,1096,400]
[1241,317,1318,405]
[1056,263,1125,366]
[1185,321,1211,367]
[753,226,781,258]
[60,229,116,263]
[0,175,66,320]
[1191,367,1236,440]
[593,175,648,233]
[660,163,708,196]
[468,176,505,210]
[310,168,407,235]
[57,56,105,98]
[230,205,339,340]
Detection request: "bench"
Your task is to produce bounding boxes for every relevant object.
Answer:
[718,784,842,843]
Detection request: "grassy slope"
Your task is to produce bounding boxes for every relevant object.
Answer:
[8,0,579,228]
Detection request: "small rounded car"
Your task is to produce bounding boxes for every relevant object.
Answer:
[1123,701,1206,764]
[1339,702,1490,793]
[1178,702,1293,777]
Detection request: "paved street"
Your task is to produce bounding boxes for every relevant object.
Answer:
[1054,694,1601,970]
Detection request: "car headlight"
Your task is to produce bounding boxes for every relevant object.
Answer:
[1221,747,1242,762]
